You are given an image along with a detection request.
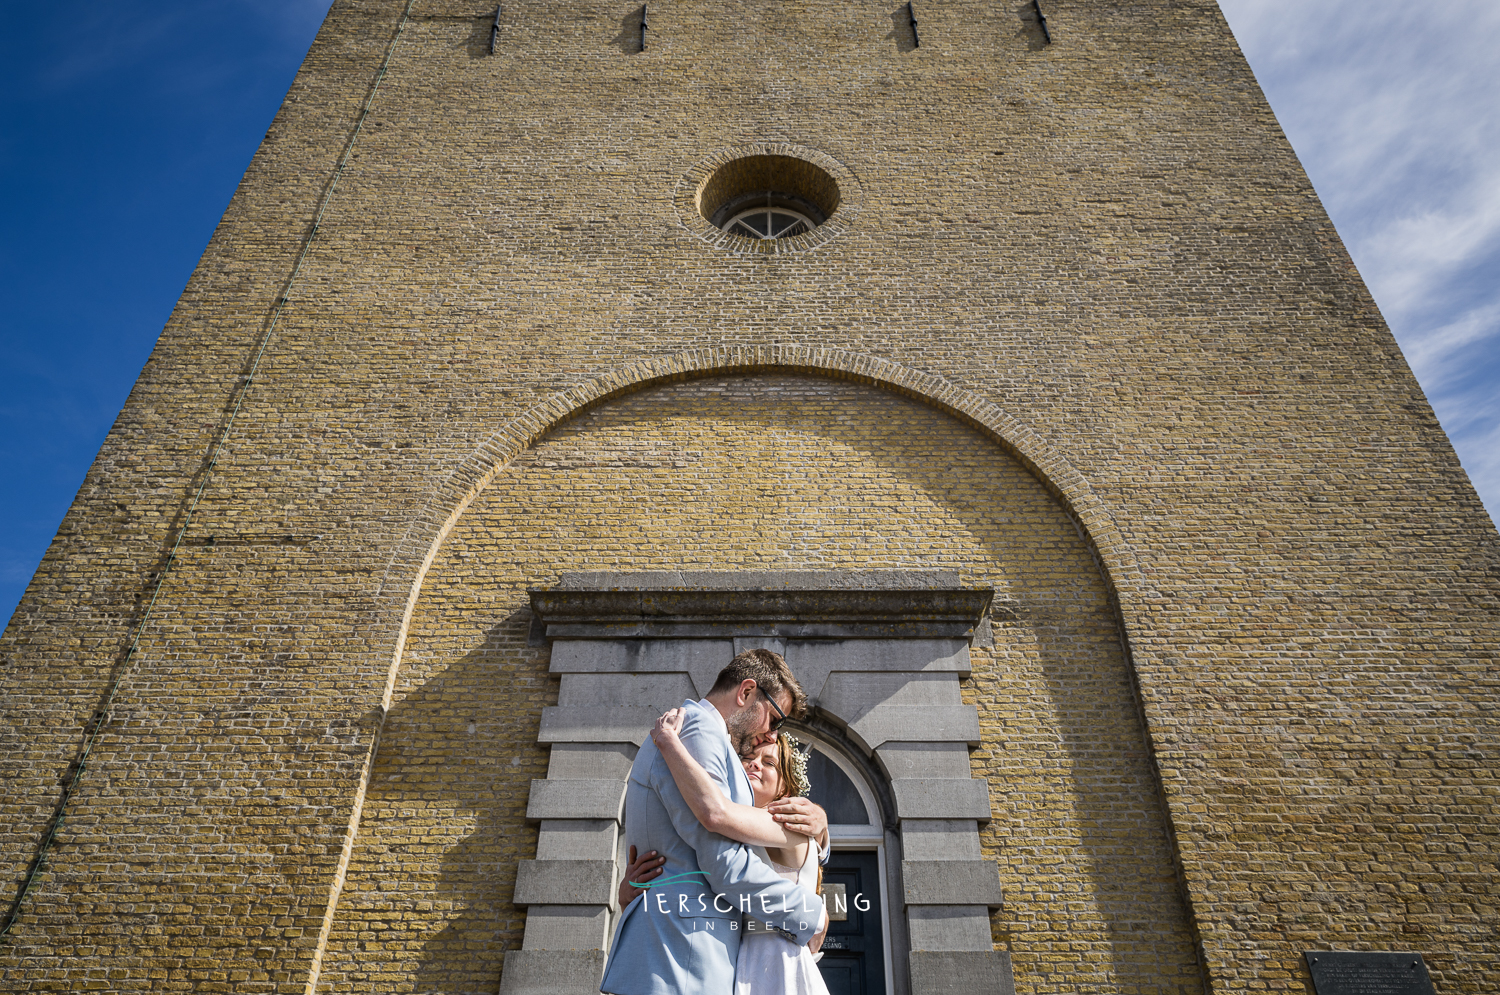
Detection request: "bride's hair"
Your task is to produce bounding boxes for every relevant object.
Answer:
[770,734,823,891]
[770,733,799,802]
[778,733,811,798]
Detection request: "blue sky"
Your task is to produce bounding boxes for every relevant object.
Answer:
[1220,0,1500,528]
[2,1,1496,630]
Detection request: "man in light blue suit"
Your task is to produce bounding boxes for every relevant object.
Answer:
[600,649,826,995]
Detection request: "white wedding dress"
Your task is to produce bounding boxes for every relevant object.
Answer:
[734,843,830,995]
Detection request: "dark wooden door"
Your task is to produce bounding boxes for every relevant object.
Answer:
[817,850,885,995]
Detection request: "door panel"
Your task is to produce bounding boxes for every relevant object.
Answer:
[818,851,885,995]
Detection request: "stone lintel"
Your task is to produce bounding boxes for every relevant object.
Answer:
[558,570,961,590]
[530,588,997,641]
[543,620,983,640]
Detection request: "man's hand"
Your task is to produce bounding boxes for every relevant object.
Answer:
[766,797,828,848]
[617,845,665,908]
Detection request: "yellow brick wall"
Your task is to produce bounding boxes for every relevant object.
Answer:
[316,375,1198,994]
[1,0,1495,990]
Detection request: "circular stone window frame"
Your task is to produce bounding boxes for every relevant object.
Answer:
[675,143,864,257]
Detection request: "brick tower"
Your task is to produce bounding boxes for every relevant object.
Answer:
[2,1,1495,993]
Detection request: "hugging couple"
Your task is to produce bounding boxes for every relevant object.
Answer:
[599,648,834,995]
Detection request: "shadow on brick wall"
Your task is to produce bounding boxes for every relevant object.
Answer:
[886,5,917,54]
[1014,2,1048,52]
[322,373,1205,992]
[987,619,1205,992]
[316,612,551,995]
[609,7,646,56]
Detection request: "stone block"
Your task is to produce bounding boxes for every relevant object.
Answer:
[876,742,973,779]
[550,639,734,698]
[535,820,619,860]
[848,705,981,750]
[552,637,733,674]
[898,820,984,860]
[546,742,638,780]
[908,951,1015,995]
[733,636,787,657]
[499,949,607,995]
[512,859,617,906]
[789,638,971,675]
[822,672,966,716]
[519,904,611,950]
[907,905,994,951]
[788,639,972,702]
[559,671,698,708]
[527,778,626,821]
[539,706,656,744]
[902,860,1004,906]
[891,778,993,821]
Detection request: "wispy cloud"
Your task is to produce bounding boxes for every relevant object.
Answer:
[1220,0,1500,519]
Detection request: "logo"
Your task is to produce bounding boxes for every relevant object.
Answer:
[626,871,872,936]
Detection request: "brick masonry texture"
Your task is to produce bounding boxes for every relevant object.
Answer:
[318,376,1199,994]
[0,0,1496,992]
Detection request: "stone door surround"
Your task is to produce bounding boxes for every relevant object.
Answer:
[499,571,1015,995]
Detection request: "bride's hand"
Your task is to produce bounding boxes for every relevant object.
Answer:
[651,707,686,747]
[617,845,664,907]
[809,905,828,955]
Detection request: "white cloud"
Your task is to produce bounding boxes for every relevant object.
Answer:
[1219,0,1500,522]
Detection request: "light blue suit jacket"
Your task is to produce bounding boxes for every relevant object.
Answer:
[599,699,824,995]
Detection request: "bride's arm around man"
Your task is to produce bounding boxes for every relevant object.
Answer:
[599,650,826,995]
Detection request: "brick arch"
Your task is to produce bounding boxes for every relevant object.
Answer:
[375,345,1142,705]
[304,347,1157,989]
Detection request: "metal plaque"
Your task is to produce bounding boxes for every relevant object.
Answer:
[822,882,848,921]
[1305,951,1435,995]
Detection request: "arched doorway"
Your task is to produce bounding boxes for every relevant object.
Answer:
[798,733,892,995]
[509,575,1008,995]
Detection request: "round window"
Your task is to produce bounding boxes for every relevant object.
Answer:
[679,146,859,254]
[697,154,840,242]
[714,191,826,240]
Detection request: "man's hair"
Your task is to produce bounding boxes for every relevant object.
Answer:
[709,648,808,720]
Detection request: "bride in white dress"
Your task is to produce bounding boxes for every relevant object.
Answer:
[619,710,831,995]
